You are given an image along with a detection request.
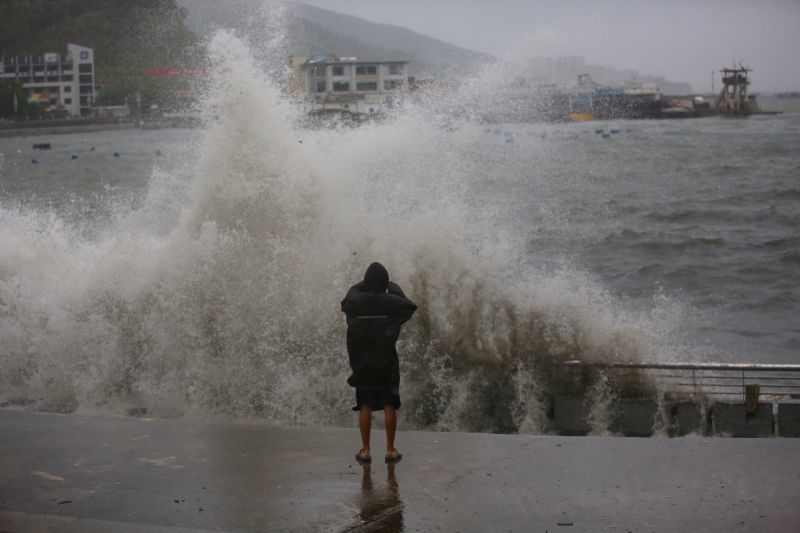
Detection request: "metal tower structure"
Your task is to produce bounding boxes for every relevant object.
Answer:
[716,65,752,115]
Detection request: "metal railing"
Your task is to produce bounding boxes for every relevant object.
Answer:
[561,360,800,401]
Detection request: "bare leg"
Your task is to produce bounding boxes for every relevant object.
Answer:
[358,405,372,458]
[384,405,398,456]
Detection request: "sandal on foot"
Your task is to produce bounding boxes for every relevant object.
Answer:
[385,452,402,464]
[355,450,372,464]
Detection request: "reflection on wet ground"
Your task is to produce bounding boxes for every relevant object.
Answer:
[345,463,404,532]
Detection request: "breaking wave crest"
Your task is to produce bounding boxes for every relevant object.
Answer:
[0,30,687,433]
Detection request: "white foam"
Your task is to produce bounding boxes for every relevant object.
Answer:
[0,26,691,433]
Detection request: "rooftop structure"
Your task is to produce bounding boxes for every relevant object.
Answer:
[0,43,97,117]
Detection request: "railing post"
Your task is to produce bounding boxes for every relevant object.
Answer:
[741,369,746,401]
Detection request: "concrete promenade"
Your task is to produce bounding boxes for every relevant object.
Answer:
[0,409,798,532]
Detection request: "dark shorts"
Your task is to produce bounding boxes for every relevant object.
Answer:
[352,388,401,412]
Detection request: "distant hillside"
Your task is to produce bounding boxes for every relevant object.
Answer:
[0,0,200,108]
[291,4,493,76]
[179,0,493,77]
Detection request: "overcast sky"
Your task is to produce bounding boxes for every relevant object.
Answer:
[297,0,800,92]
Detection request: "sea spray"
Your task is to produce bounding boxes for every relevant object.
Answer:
[0,29,683,433]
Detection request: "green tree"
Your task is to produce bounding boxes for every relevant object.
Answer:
[0,79,27,118]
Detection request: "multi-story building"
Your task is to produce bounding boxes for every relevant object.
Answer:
[289,54,409,115]
[0,43,97,117]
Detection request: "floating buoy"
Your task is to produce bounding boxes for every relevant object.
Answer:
[156,150,163,156]
[610,129,620,134]
[602,133,611,139]
[91,147,96,151]
[113,152,120,158]
[70,154,78,160]
[31,159,39,164]
[32,143,51,150]
[595,129,604,134]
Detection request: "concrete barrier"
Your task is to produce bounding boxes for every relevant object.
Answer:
[610,399,658,437]
[713,403,774,437]
[777,402,800,437]
[552,396,590,436]
[668,402,705,436]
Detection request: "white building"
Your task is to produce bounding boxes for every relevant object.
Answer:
[289,54,409,115]
[0,43,97,117]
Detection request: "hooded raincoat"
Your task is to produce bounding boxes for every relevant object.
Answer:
[341,263,417,393]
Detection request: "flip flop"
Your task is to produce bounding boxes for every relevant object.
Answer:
[355,451,372,464]
[385,452,402,464]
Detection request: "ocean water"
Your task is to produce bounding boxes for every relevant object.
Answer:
[0,32,798,432]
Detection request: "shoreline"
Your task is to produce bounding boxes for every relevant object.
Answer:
[0,117,201,138]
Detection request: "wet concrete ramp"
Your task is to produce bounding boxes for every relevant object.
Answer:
[1,409,798,532]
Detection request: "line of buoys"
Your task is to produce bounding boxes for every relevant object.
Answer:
[27,150,132,162]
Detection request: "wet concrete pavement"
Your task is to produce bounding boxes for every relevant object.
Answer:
[1,408,798,532]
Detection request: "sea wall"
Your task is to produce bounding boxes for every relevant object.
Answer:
[552,396,800,437]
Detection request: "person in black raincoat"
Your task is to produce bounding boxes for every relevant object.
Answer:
[341,262,417,464]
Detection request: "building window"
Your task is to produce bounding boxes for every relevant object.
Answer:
[64,98,72,104]
[79,63,92,73]
[356,65,377,75]
[332,66,345,76]
[332,81,350,92]
[388,64,402,75]
[64,86,71,93]
[384,79,403,90]
[79,74,93,84]
[80,51,89,60]
[80,85,93,94]
[62,75,72,82]
[356,82,378,91]
[316,80,326,93]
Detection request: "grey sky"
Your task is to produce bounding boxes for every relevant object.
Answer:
[296,0,800,92]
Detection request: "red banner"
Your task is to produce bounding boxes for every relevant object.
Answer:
[140,68,211,78]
